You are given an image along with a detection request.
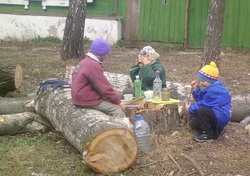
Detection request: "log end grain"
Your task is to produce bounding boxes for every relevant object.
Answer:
[85,128,138,174]
[15,64,23,89]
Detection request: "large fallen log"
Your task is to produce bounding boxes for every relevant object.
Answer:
[0,96,35,115]
[231,100,250,122]
[0,64,23,96]
[34,88,138,174]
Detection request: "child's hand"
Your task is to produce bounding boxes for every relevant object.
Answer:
[119,102,127,112]
[191,80,199,90]
[185,103,191,111]
[139,54,151,65]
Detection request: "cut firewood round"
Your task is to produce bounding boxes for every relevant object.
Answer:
[0,64,23,96]
[85,128,138,174]
[14,64,23,89]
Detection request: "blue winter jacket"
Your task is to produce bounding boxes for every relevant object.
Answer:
[188,81,231,128]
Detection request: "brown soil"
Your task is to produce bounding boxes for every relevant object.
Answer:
[0,41,250,176]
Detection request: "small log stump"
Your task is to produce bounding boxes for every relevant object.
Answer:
[0,64,23,96]
[141,104,181,135]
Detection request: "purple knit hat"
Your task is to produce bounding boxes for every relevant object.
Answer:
[90,38,111,56]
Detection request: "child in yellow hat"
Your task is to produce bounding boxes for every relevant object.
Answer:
[185,62,232,142]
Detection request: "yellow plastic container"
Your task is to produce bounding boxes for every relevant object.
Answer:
[145,98,181,104]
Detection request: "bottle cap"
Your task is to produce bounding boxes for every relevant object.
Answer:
[136,75,139,79]
[155,70,160,75]
[131,114,143,120]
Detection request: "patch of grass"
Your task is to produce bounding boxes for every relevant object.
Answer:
[84,36,92,45]
[164,44,184,51]
[115,39,125,47]
[33,36,62,43]
[13,133,48,146]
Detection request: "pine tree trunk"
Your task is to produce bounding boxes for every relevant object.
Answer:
[60,0,86,61]
[202,0,226,67]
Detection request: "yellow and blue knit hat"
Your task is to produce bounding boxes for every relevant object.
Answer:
[197,61,219,83]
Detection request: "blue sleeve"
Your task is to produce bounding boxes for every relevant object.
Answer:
[189,91,227,115]
[192,86,202,102]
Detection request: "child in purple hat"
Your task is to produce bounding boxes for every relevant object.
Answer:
[71,38,126,118]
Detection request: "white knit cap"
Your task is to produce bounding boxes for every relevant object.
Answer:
[140,46,160,60]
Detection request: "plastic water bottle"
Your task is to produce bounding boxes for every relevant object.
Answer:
[153,70,162,101]
[134,75,142,98]
[132,114,151,152]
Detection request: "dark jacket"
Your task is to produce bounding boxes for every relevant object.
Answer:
[129,59,167,91]
[189,81,231,128]
[71,54,121,106]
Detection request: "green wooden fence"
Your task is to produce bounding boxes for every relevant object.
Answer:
[188,0,250,48]
[222,0,250,48]
[138,0,186,43]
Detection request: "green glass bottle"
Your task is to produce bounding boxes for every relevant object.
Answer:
[134,75,142,98]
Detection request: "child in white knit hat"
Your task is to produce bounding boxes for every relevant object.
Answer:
[129,46,167,91]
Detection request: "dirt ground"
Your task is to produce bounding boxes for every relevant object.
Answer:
[0,41,250,176]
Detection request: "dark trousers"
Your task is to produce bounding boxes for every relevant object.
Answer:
[189,106,219,138]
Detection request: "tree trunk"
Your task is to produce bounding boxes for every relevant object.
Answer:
[0,112,49,136]
[34,88,137,174]
[0,96,35,115]
[201,0,226,67]
[0,64,23,96]
[60,0,86,61]
[231,100,250,122]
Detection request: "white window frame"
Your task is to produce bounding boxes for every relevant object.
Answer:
[42,0,93,10]
[0,0,29,9]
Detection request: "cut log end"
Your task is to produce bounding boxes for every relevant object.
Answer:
[0,64,23,96]
[15,64,23,89]
[85,128,138,174]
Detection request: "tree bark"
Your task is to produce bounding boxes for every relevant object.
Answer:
[201,0,226,67]
[0,96,35,115]
[60,0,86,61]
[0,112,49,136]
[34,88,137,174]
[231,100,250,122]
[0,64,23,96]
[141,105,181,135]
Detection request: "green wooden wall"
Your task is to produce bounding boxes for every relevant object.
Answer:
[117,0,127,39]
[222,0,250,48]
[188,0,209,48]
[138,0,186,43]
[188,0,250,48]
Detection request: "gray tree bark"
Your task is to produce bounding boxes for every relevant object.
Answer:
[60,0,86,61]
[0,96,35,115]
[202,0,226,67]
[0,112,49,136]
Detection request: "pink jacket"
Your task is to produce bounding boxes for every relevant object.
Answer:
[71,54,121,106]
